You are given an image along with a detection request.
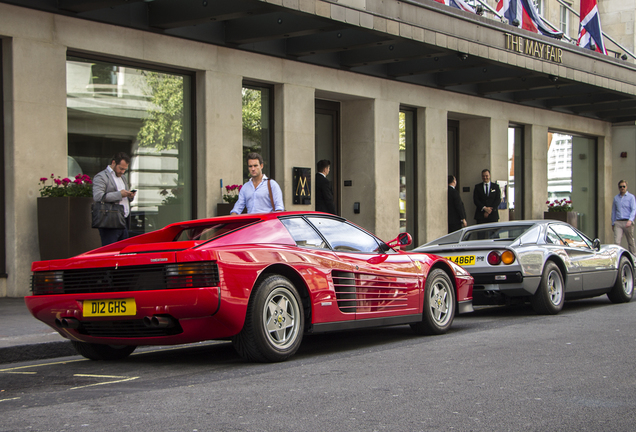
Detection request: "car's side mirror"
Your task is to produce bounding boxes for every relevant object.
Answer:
[387,232,412,248]
[593,238,601,251]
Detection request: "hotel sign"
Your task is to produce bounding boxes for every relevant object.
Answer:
[505,33,563,63]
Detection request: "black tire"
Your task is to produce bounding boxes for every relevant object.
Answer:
[531,261,564,315]
[411,269,456,335]
[71,341,136,360]
[607,256,634,303]
[232,275,304,362]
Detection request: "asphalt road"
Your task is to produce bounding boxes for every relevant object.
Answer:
[1,297,635,432]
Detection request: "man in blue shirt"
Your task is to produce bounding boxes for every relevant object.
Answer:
[231,152,284,214]
[611,180,636,253]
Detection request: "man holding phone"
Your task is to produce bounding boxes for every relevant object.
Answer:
[93,152,137,246]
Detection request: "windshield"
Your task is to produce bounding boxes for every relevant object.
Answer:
[174,220,257,242]
[461,225,533,242]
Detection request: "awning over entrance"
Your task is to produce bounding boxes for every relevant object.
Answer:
[9,0,636,123]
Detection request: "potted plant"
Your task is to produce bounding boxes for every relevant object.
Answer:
[217,184,242,216]
[37,174,101,260]
[544,198,577,228]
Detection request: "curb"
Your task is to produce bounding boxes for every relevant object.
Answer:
[0,341,77,365]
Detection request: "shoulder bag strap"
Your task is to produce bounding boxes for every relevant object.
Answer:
[267,179,275,212]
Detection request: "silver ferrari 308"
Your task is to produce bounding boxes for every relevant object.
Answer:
[414,220,634,314]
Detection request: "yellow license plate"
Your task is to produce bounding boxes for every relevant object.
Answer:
[445,255,476,266]
[83,298,136,317]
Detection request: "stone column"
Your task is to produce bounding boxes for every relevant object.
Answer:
[341,98,399,241]
[4,38,67,297]
[274,83,315,212]
[197,71,243,217]
[524,124,549,220]
[417,107,447,244]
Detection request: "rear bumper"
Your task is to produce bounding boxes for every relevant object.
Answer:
[23,287,240,345]
[471,273,541,305]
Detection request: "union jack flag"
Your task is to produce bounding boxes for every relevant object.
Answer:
[577,0,607,55]
[496,0,563,38]
[433,0,476,14]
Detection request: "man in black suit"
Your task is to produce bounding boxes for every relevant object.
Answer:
[315,159,336,214]
[448,175,467,233]
[473,169,501,224]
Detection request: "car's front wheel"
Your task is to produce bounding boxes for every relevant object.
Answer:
[71,341,136,360]
[411,269,456,335]
[531,261,564,315]
[232,275,304,362]
[607,256,634,303]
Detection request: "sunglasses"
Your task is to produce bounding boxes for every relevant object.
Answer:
[619,185,626,189]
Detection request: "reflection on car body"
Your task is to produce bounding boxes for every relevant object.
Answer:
[415,220,634,315]
[27,211,473,363]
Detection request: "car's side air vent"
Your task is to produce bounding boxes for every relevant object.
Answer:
[332,270,357,313]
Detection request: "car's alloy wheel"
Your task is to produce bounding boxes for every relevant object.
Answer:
[232,275,304,362]
[531,261,564,315]
[411,268,455,335]
[608,256,635,303]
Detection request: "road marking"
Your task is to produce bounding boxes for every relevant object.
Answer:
[3,371,37,375]
[74,374,129,379]
[0,397,21,403]
[0,358,84,373]
[70,376,139,390]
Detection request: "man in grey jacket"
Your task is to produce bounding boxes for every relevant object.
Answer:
[93,152,136,246]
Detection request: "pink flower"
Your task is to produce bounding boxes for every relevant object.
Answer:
[54,179,62,185]
[61,178,71,185]
[40,177,48,182]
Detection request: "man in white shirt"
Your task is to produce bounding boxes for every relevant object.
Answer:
[231,152,284,215]
[611,180,636,253]
[92,152,136,246]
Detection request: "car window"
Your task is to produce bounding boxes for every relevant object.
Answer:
[546,227,565,245]
[549,224,590,249]
[174,220,257,242]
[462,225,532,241]
[307,217,383,253]
[280,217,328,249]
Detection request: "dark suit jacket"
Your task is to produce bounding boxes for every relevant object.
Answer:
[448,185,466,233]
[473,182,501,224]
[315,173,336,214]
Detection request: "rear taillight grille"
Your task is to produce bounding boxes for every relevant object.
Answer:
[31,262,219,295]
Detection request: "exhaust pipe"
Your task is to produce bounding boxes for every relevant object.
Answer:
[55,317,80,329]
[143,315,176,329]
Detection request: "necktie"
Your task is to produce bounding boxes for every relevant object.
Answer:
[485,184,489,196]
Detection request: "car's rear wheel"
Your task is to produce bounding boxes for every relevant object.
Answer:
[607,256,634,303]
[71,341,136,360]
[531,261,564,315]
[232,275,304,362]
[411,269,455,335]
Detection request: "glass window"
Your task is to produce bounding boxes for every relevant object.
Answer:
[462,225,532,241]
[307,217,382,253]
[242,84,272,180]
[550,224,590,249]
[174,220,258,242]
[66,57,193,233]
[400,109,417,245]
[546,227,565,245]
[560,4,569,35]
[508,126,524,219]
[280,217,328,249]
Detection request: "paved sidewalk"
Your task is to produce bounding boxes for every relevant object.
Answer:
[0,298,76,364]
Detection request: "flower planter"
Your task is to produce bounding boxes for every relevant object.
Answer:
[216,203,235,216]
[543,211,577,229]
[37,197,101,260]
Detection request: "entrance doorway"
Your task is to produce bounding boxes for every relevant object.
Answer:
[315,100,340,215]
